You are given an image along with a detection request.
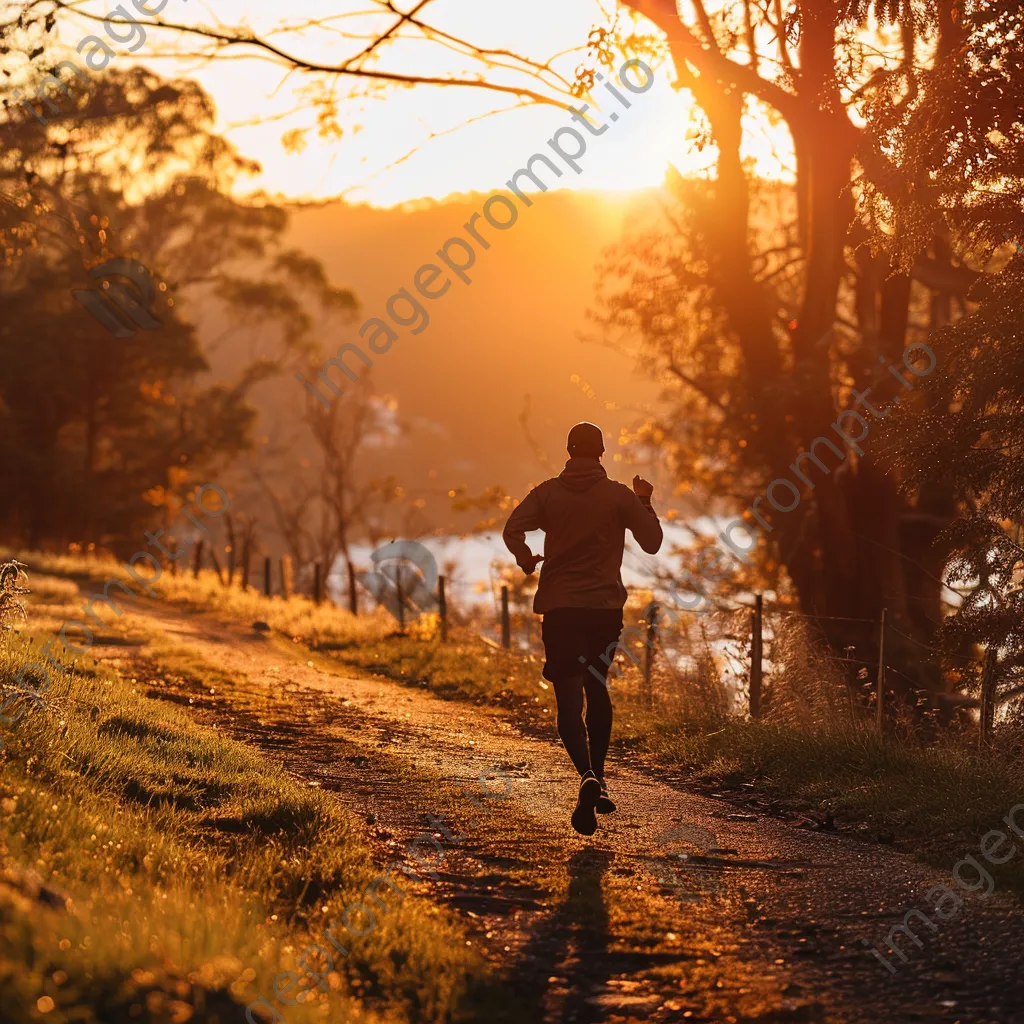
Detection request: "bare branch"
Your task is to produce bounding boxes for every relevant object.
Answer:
[621,0,806,125]
[43,0,576,110]
[340,0,433,72]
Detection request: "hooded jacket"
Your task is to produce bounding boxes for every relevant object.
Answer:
[502,458,663,613]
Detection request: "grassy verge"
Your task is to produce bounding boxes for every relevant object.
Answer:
[9,547,548,712]
[0,583,496,1023]
[615,704,1024,888]
[7,548,394,651]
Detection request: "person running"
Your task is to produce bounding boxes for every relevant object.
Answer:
[502,421,663,835]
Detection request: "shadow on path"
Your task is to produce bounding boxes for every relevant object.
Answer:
[464,846,651,1024]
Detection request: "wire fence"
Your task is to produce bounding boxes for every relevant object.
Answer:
[206,545,1013,745]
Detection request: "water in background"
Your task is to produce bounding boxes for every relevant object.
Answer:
[330,522,699,608]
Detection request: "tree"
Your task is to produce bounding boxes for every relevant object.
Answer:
[256,374,404,576]
[0,65,354,549]
[587,0,996,706]
[864,0,1024,715]
[3,0,585,123]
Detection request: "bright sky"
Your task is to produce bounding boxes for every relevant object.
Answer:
[51,0,796,207]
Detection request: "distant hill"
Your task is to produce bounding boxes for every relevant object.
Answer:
[205,187,668,547]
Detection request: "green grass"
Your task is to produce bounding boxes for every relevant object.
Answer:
[317,633,548,705]
[0,618,487,1022]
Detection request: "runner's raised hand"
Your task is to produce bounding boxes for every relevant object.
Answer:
[632,475,654,499]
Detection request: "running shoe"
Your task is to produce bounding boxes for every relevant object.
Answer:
[596,778,616,814]
[571,771,602,836]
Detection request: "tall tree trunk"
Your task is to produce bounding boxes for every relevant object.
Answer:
[617,0,958,706]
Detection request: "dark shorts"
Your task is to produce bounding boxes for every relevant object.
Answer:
[541,607,625,684]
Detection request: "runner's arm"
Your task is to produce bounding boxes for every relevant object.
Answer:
[502,488,543,571]
[627,491,663,554]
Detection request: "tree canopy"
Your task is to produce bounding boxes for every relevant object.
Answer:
[870,0,1024,702]
[0,65,354,548]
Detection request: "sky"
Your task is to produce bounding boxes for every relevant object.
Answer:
[46,0,795,206]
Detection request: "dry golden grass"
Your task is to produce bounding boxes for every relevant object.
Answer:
[8,548,394,650]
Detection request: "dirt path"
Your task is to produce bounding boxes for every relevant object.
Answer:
[84,598,1024,1024]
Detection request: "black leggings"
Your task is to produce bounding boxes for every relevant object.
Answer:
[553,675,612,779]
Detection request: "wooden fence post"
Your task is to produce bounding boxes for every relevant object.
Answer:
[193,540,203,579]
[644,603,658,706]
[396,571,405,633]
[438,575,448,642]
[876,607,887,733]
[749,593,763,719]
[264,556,272,597]
[240,542,251,591]
[281,556,293,598]
[209,547,227,586]
[500,585,511,649]
[313,563,322,604]
[980,646,998,750]
[347,559,358,615]
[170,544,178,577]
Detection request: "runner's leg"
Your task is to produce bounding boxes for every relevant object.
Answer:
[542,610,604,834]
[553,676,592,776]
[580,610,623,791]
[543,610,594,776]
[582,674,612,780]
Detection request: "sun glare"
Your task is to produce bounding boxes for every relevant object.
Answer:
[43,0,795,206]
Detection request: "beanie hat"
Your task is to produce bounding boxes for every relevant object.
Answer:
[566,421,605,458]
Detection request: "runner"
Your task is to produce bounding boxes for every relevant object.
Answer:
[502,421,663,835]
